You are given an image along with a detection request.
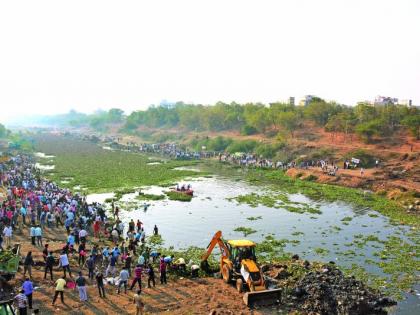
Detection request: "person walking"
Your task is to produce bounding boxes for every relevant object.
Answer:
[59,251,72,278]
[159,257,167,284]
[52,277,66,305]
[147,263,155,288]
[22,278,33,310]
[35,225,42,246]
[76,272,88,302]
[14,289,28,315]
[95,270,106,298]
[129,264,142,291]
[133,290,144,315]
[117,267,129,294]
[44,251,55,280]
[23,252,34,279]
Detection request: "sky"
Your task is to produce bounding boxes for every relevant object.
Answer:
[1,0,419,122]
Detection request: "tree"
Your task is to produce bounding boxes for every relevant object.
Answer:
[0,123,6,138]
[276,111,300,137]
[304,101,341,126]
[402,115,420,140]
[355,119,384,143]
[108,108,124,123]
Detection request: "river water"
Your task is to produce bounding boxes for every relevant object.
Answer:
[86,172,419,315]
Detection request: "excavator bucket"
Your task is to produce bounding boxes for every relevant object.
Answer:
[243,288,282,307]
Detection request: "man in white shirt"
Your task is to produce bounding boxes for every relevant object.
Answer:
[59,252,72,278]
[79,229,87,243]
[3,225,12,247]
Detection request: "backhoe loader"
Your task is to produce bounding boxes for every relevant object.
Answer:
[201,231,281,307]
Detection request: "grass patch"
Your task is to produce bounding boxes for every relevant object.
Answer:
[165,191,193,202]
[136,193,166,201]
[246,216,262,221]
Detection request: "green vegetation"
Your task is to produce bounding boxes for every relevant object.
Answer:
[165,190,193,202]
[136,193,166,201]
[32,134,198,193]
[233,226,257,236]
[229,192,322,215]
[246,216,262,221]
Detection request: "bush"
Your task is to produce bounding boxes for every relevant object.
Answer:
[255,142,286,159]
[240,125,258,135]
[345,149,376,168]
[226,140,258,153]
[304,174,318,181]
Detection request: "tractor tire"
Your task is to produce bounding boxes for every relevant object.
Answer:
[236,278,243,293]
[222,265,232,284]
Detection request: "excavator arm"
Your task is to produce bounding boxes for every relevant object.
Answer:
[201,230,230,262]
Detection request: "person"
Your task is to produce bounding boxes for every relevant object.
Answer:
[85,255,95,280]
[14,289,28,315]
[137,253,145,267]
[30,226,36,245]
[3,224,12,247]
[34,225,42,246]
[78,242,86,266]
[133,290,144,315]
[147,263,155,288]
[42,244,49,261]
[191,264,200,278]
[22,278,33,310]
[75,271,88,302]
[153,225,158,235]
[95,270,106,298]
[52,277,66,305]
[79,228,87,243]
[23,252,34,279]
[0,232,3,250]
[360,167,364,176]
[159,257,167,284]
[59,251,72,278]
[130,264,142,291]
[44,251,55,280]
[102,246,110,267]
[174,257,186,272]
[117,267,130,294]
[124,252,132,275]
[105,254,117,277]
[136,220,143,233]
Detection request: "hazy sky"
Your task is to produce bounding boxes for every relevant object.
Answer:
[1,0,419,122]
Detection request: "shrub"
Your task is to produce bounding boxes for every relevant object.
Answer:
[226,139,258,153]
[240,125,258,135]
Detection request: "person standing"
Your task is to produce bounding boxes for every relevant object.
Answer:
[76,272,88,302]
[117,267,129,294]
[133,290,144,315]
[95,270,106,298]
[34,225,42,246]
[30,226,36,245]
[130,264,142,291]
[147,263,155,288]
[85,255,95,280]
[59,251,72,278]
[22,278,33,310]
[23,252,34,279]
[52,277,66,305]
[14,289,28,315]
[153,225,158,236]
[159,257,167,284]
[105,255,117,277]
[3,224,12,247]
[44,251,55,280]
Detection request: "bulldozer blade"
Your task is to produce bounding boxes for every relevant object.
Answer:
[243,288,282,307]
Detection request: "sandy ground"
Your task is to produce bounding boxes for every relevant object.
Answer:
[6,226,258,315]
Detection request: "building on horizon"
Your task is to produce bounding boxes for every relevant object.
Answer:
[374,95,398,106]
[299,95,316,106]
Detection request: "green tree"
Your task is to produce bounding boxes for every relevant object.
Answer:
[355,119,384,143]
[276,111,300,137]
[402,115,420,140]
[0,123,6,138]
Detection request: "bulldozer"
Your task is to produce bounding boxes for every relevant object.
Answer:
[201,231,281,307]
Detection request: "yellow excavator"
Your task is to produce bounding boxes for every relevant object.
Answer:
[201,230,282,307]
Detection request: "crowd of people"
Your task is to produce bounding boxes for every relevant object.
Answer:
[0,154,195,315]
